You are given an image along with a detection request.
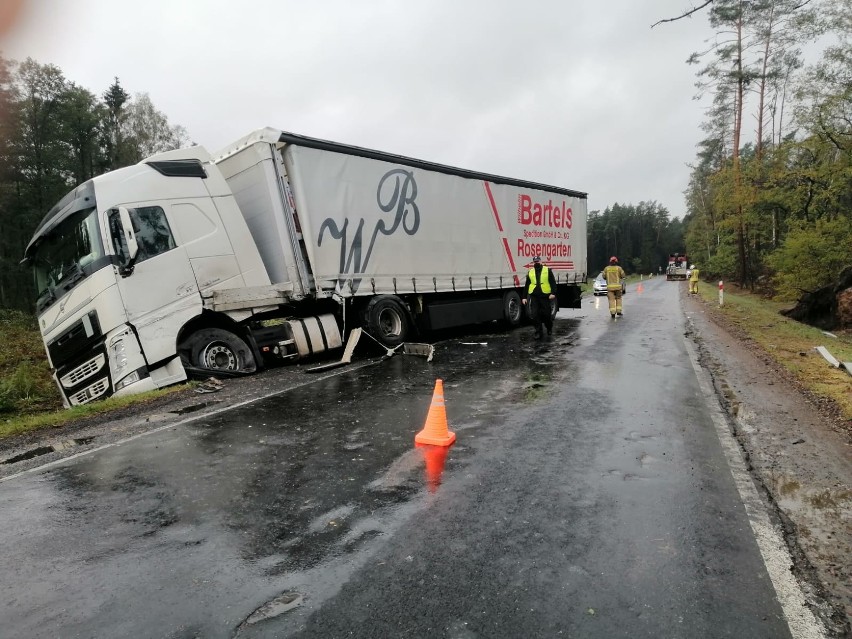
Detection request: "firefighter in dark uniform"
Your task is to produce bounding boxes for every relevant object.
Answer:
[522,256,557,339]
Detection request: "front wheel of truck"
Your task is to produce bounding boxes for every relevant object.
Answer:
[188,329,257,374]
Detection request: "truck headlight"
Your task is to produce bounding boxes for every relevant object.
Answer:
[109,337,129,379]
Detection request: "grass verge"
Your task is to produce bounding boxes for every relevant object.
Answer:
[0,310,193,441]
[0,385,191,440]
[694,281,852,423]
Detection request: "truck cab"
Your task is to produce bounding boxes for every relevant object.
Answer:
[24,147,290,406]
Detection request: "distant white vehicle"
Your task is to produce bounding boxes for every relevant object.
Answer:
[592,272,625,296]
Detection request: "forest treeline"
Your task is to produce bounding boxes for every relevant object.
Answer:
[595,0,852,296]
[678,0,851,300]
[0,56,188,311]
[587,202,685,276]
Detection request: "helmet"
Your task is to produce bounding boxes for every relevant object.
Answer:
[532,255,541,263]
[690,264,695,269]
[609,256,618,263]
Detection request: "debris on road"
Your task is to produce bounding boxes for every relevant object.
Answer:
[194,377,224,394]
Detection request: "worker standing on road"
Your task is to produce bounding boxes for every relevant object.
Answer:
[522,255,557,339]
[689,264,700,294]
[603,256,626,318]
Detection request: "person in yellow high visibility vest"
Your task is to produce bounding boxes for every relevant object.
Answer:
[603,256,626,318]
[521,255,557,339]
[689,264,700,294]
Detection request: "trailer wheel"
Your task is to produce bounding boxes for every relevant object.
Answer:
[364,296,409,347]
[502,290,523,327]
[189,329,257,374]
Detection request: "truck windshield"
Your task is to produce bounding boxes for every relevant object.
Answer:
[31,207,104,308]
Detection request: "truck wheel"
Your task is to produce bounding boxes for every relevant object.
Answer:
[189,329,257,374]
[364,296,408,347]
[502,290,522,327]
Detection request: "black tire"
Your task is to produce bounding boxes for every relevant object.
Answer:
[188,328,257,374]
[502,290,523,327]
[364,296,409,347]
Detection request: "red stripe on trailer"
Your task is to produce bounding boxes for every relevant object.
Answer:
[502,238,517,271]
[482,181,504,231]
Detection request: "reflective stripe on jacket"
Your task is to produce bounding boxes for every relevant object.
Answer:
[527,266,552,294]
[603,265,625,290]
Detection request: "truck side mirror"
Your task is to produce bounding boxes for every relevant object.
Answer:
[115,207,139,277]
[118,207,139,262]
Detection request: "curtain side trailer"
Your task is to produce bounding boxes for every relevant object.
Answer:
[25,127,587,405]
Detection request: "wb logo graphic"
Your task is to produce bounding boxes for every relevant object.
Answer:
[318,168,420,290]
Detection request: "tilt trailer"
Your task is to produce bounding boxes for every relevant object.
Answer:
[24,128,587,406]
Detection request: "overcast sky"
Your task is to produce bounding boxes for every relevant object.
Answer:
[2,0,718,218]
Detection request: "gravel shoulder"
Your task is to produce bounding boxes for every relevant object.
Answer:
[684,290,852,637]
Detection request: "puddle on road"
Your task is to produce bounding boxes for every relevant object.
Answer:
[308,504,356,533]
[772,474,852,569]
[624,431,659,442]
[522,372,552,402]
[605,469,646,481]
[146,402,220,422]
[3,436,101,465]
[773,476,852,514]
[2,446,54,464]
[638,453,658,467]
[172,402,217,415]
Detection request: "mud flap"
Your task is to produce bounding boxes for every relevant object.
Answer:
[556,284,582,310]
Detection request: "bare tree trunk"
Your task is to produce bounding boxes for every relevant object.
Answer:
[733,3,747,286]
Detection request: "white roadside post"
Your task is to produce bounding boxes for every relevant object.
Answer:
[719,280,724,306]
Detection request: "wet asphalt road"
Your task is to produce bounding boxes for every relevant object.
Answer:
[0,279,796,638]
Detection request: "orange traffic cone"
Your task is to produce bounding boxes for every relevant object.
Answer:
[417,443,450,493]
[415,379,456,446]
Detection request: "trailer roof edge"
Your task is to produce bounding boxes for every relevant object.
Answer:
[273,130,587,199]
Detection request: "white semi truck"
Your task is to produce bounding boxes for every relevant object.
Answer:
[24,128,587,406]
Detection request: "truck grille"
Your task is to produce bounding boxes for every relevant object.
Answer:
[47,310,102,367]
[60,354,106,389]
[68,377,110,406]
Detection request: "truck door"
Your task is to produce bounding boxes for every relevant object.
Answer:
[107,204,201,367]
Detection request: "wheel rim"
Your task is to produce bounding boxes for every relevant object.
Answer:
[508,297,521,322]
[201,342,237,370]
[377,308,402,338]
